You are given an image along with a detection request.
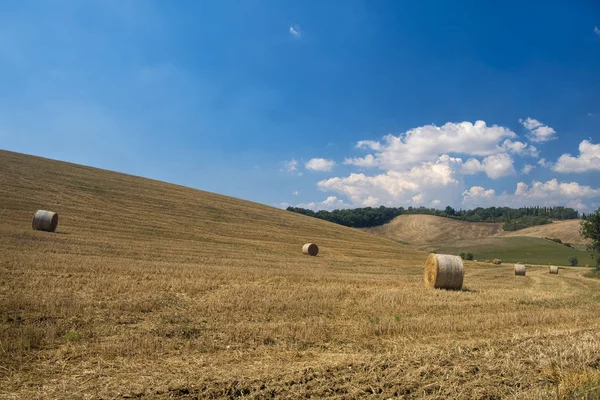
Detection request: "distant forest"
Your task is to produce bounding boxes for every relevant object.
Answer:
[286,205,582,230]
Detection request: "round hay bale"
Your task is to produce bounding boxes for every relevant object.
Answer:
[492,258,502,265]
[424,253,464,290]
[32,210,58,232]
[302,243,318,256]
[549,265,559,274]
[514,263,526,276]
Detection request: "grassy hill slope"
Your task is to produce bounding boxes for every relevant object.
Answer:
[365,214,502,245]
[2,150,600,399]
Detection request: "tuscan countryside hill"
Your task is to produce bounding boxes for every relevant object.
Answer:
[366,215,592,265]
[2,150,600,399]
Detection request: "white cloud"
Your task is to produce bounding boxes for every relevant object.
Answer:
[344,153,377,167]
[292,190,299,196]
[318,155,463,207]
[519,117,557,143]
[282,159,298,172]
[521,164,534,175]
[501,139,539,157]
[289,25,301,38]
[462,179,600,211]
[460,153,516,179]
[305,158,336,172]
[281,196,351,211]
[553,140,600,173]
[462,186,496,206]
[348,120,517,171]
[538,158,552,168]
[595,26,600,37]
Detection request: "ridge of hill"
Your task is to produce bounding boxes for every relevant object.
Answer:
[2,150,600,399]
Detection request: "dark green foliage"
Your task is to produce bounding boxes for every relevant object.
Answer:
[580,209,600,254]
[465,253,474,261]
[459,252,466,260]
[287,205,579,229]
[569,256,578,266]
[544,237,563,244]
[503,216,552,231]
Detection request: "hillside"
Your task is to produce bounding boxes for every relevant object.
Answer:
[2,150,600,399]
[502,218,588,245]
[365,214,502,245]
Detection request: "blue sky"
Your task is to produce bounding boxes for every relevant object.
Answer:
[1,1,599,211]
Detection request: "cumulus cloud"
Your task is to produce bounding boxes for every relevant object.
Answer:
[553,140,600,173]
[318,155,463,207]
[521,164,534,175]
[460,153,516,179]
[462,179,600,210]
[501,139,539,157]
[462,186,496,207]
[289,25,301,38]
[519,117,557,143]
[305,158,336,172]
[347,120,517,171]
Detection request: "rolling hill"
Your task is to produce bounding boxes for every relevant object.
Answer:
[2,150,600,399]
[365,214,502,245]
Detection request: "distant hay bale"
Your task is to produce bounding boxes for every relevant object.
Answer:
[32,210,58,232]
[549,265,559,274]
[424,253,464,290]
[302,243,319,256]
[514,263,526,276]
[492,259,502,265]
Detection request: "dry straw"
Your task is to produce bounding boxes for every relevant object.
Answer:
[424,253,464,290]
[32,210,58,232]
[514,263,526,276]
[549,265,559,274]
[302,243,319,256]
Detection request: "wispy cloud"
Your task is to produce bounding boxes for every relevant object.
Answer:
[289,25,301,38]
[595,26,600,37]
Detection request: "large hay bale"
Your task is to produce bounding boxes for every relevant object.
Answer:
[514,263,526,276]
[492,258,502,265]
[424,253,464,290]
[32,210,58,232]
[549,265,559,274]
[302,243,319,256]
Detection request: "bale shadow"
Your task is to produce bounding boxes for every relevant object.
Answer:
[460,287,480,293]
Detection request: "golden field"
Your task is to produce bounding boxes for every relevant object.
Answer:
[1,150,600,399]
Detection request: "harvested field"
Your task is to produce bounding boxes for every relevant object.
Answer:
[2,150,600,399]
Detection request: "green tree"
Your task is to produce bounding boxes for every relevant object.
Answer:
[581,209,600,253]
[465,252,474,261]
[569,256,578,266]
[459,252,466,260]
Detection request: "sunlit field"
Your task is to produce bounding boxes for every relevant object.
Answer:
[2,150,600,399]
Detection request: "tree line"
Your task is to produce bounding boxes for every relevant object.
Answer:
[286,205,580,229]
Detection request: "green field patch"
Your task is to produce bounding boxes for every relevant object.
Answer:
[434,236,592,266]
